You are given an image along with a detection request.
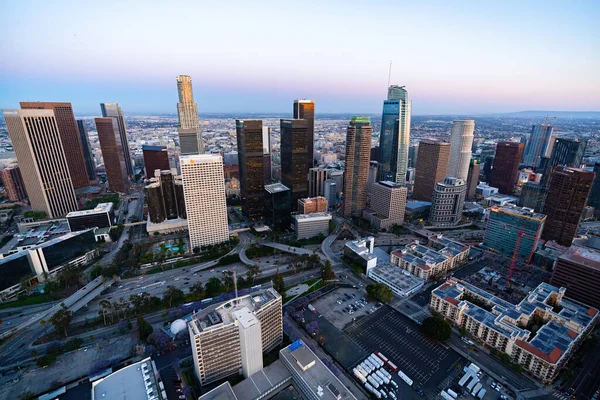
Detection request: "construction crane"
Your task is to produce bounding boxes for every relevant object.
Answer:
[504,222,542,287]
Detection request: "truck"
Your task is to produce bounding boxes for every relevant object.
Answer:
[375,370,389,384]
[471,382,483,396]
[447,388,458,399]
[380,369,392,380]
[440,391,454,400]
[308,304,316,314]
[368,375,380,388]
[466,377,479,391]
[372,373,383,386]
[398,370,413,387]
[353,369,367,384]
[387,360,398,372]
[458,373,472,387]
[377,352,389,363]
[477,388,487,399]
[468,363,481,374]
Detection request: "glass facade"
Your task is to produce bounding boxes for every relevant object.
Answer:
[281,119,309,211]
[0,253,33,291]
[41,230,97,271]
[237,120,265,220]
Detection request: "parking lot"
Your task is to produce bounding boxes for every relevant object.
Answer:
[309,287,378,330]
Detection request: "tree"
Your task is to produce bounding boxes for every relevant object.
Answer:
[163,286,185,308]
[57,264,82,290]
[99,300,112,325]
[366,283,393,304]
[137,316,153,341]
[421,316,452,342]
[321,261,335,283]
[205,277,223,297]
[246,265,261,284]
[189,282,204,296]
[49,304,73,338]
[222,270,234,292]
[273,274,285,294]
[19,392,35,400]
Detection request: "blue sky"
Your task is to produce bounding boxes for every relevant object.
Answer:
[1,0,598,114]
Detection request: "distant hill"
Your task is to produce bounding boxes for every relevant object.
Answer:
[496,110,600,118]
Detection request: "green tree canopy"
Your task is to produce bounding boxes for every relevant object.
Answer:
[49,304,74,338]
[205,277,223,297]
[422,316,452,342]
[366,283,393,303]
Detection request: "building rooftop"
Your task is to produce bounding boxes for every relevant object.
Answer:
[294,212,331,222]
[405,200,432,211]
[232,360,291,400]
[350,116,371,124]
[264,183,290,194]
[369,263,424,294]
[392,242,450,271]
[198,382,238,400]
[66,202,113,218]
[345,237,377,261]
[75,186,102,195]
[142,145,167,151]
[490,205,546,222]
[559,245,600,270]
[378,180,404,188]
[91,357,162,400]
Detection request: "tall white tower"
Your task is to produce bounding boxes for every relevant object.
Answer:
[447,120,475,180]
[176,75,203,154]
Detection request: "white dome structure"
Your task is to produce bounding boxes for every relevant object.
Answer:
[170,319,187,335]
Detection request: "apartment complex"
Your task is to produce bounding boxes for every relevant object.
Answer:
[188,288,282,385]
[176,75,203,154]
[550,244,600,309]
[413,140,451,201]
[362,181,407,230]
[298,196,327,214]
[343,117,372,217]
[95,117,129,194]
[431,279,598,383]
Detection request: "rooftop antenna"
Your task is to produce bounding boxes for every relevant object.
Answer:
[387,60,392,88]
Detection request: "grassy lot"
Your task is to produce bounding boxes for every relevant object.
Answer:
[0,294,55,310]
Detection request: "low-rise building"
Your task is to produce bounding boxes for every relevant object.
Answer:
[483,194,518,207]
[91,357,166,400]
[344,237,377,274]
[298,196,327,214]
[550,244,600,309]
[367,263,424,297]
[293,212,331,239]
[475,183,499,198]
[66,202,114,232]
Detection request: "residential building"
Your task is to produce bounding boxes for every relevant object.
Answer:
[180,154,229,249]
[550,244,600,309]
[378,85,411,184]
[541,138,587,185]
[362,181,407,230]
[323,179,337,209]
[293,212,331,239]
[3,109,78,218]
[413,140,451,201]
[589,163,600,211]
[368,263,424,297]
[344,237,376,274]
[298,196,327,214]
[483,205,546,261]
[0,165,27,201]
[466,159,480,200]
[264,183,291,232]
[188,288,282,385]
[519,181,547,212]
[542,167,595,246]
[20,102,89,189]
[431,279,598,383]
[237,120,265,220]
[91,357,166,400]
[447,120,475,180]
[100,103,133,176]
[293,100,315,168]
[142,145,170,177]
[308,167,327,198]
[95,117,129,194]
[281,119,309,211]
[66,203,113,232]
[343,117,372,217]
[176,75,203,154]
[429,177,467,227]
[522,123,556,168]
[489,142,524,195]
[76,120,97,181]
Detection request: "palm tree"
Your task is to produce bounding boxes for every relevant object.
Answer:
[99,300,112,325]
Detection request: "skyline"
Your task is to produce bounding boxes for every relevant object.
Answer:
[1,1,599,114]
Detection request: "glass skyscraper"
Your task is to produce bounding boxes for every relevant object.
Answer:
[378,85,411,184]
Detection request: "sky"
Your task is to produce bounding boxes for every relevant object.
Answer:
[1,0,599,115]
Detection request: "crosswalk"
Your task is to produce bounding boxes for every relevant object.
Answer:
[518,388,569,400]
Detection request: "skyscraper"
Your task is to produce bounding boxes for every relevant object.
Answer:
[542,167,594,246]
[519,181,546,212]
[343,117,372,217]
[236,120,265,220]
[308,167,327,198]
[95,118,129,194]
[522,123,556,168]
[429,177,467,227]
[3,109,78,218]
[100,103,133,176]
[262,126,272,184]
[541,138,587,185]
[145,169,186,223]
[176,75,203,154]
[142,145,170,177]
[378,85,411,184]
[466,159,481,200]
[447,120,475,180]
[281,119,309,211]
[264,183,291,231]
[489,142,524,195]
[413,140,451,201]
[293,100,315,169]
[589,163,600,211]
[363,181,407,230]
[323,179,337,209]
[0,165,27,201]
[180,154,229,249]
[76,120,97,181]
[20,102,89,189]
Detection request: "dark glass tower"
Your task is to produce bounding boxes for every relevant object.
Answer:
[378,86,410,183]
[76,120,97,181]
[293,100,315,169]
[489,142,524,195]
[101,103,134,177]
[236,120,265,220]
[264,183,291,231]
[541,138,587,185]
[281,119,309,211]
[343,117,372,217]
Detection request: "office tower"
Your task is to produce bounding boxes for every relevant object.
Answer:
[142,145,170,177]
[541,138,587,185]
[413,140,451,201]
[281,119,309,211]
[262,126,271,184]
[481,155,495,182]
[363,181,407,230]
[66,203,113,232]
[223,151,239,167]
[408,144,419,168]
[367,161,379,202]
[323,179,337,209]
[447,120,475,180]
[542,167,594,246]
[308,167,327,198]
[76,120,97,181]
[236,120,265,220]
[489,142,524,195]
[188,288,282,385]
[20,102,89,189]
[483,205,546,261]
[589,163,600,210]
[176,75,203,154]
[293,100,315,168]
[298,196,327,214]
[180,154,229,249]
[378,85,411,183]
[95,118,129,194]
[0,165,27,201]
[522,123,556,168]
[294,213,332,239]
[343,117,372,217]
[264,183,291,231]
[100,103,133,176]
[466,159,481,200]
[519,182,547,212]
[145,169,186,223]
[3,109,78,217]
[550,245,600,309]
[429,177,466,227]
[328,170,344,198]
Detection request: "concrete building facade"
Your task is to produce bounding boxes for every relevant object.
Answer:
[100,103,133,176]
[550,245,600,309]
[95,117,129,194]
[294,213,331,239]
[413,140,451,202]
[0,165,27,201]
[429,177,467,227]
[298,196,327,214]
[362,181,407,230]
[447,120,475,181]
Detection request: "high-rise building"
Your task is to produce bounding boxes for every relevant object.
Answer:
[522,124,556,168]
[281,119,309,211]
[323,179,337,210]
[95,117,129,194]
[142,145,170,177]
[293,100,315,169]
[145,169,186,223]
[20,102,89,189]
[100,103,134,176]
[362,181,407,230]
[413,140,451,201]
[236,120,265,220]
[429,177,466,227]
[0,165,27,201]
[466,159,481,200]
[176,75,203,154]
[188,288,282,385]
[3,109,78,217]
[180,154,229,249]
[264,183,291,232]
[408,144,419,168]
[489,142,524,195]
[542,167,595,246]
[483,205,546,261]
[262,126,271,184]
[343,117,372,217]
[447,120,475,180]
[308,167,327,198]
[76,120,97,181]
[519,181,547,212]
[589,163,600,211]
[378,85,411,183]
[541,138,587,185]
[298,196,327,214]
[550,245,600,309]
